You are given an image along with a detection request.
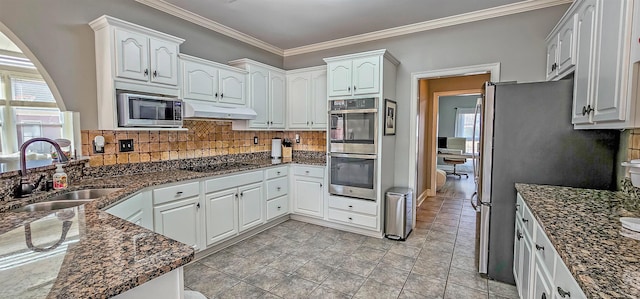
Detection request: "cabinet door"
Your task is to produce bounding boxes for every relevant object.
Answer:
[557,18,576,74]
[572,0,597,125]
[205,189,238,245]
[114,29,149,82]
[106,191,153,230]
[287,74,310,128]
[293,177,324,218]
[592,0,629,123]
[149,38,179,86]
[238,183,264,232]
[248,66,270,128]
[311,70,328,129]
[154,196,201,250]
[219,69,246,105]
[270,71,286,129]
[182,60,219,101]
[631,0,640,63]
[327,61,353,97]
[521,234,533,299]
[513,220,524,297]
[352,56,380,95]
[546,37,559,80]
[532,258,552,299]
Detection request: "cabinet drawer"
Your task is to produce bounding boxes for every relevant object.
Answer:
[293,165,324,178]
[534,221,557,275]
[267,196,289,220]
[328,208,377,229]
[266,177,288,200]
[328,196,376,216]
[206,171,264,193]
[266,166,288,179]
[153,181,200,205]
[554,257,587,299]
[521,201,535,237]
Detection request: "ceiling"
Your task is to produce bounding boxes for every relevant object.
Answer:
[162,0,529,49]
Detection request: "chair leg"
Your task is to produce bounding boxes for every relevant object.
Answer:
[451,164,468,179]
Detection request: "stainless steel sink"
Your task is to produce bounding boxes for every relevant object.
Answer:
[16,200,93,212]
[13,188,122,212]
[48,188,122,201]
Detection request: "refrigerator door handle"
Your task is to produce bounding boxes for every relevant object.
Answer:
[470,192,479,211]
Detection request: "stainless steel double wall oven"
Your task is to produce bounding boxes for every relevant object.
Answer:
[329,98,378,200]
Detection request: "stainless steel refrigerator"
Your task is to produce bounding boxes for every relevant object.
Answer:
[475,80,619,284]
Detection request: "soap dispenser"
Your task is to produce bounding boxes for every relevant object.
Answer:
[53,164,68,190]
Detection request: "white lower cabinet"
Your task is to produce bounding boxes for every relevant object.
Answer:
[154,195,201,251]
[292,168,325,218]
[205,188,238,246]
[238,182,264,232]
[106,191,153,230]
[514,193,586,299]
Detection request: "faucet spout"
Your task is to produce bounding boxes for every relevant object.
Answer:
[19,137,69,176]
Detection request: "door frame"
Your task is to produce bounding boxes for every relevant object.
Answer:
[408,63,500,217]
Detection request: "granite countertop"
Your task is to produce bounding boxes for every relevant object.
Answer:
[515,184,640,298]
[0,157,325,298]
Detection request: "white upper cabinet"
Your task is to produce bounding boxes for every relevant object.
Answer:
[228,59,286,129]
[548,0,640,129]
[90,15,185,130]
[180,54,247,106]
[286,66,328,130]
[545,38,559,80]
[324,49,398,99]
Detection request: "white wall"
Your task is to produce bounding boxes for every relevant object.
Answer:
[284,5,570,187]
[0,0,283,130]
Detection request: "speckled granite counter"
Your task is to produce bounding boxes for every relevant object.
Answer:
[0,157,325,298]
[515,184,640,299]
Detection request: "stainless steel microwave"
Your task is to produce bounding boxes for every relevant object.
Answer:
[329,98,378,154]
[117,93,183,128]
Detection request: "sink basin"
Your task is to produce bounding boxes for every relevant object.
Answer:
[16,200,93,212]
[48,188,122,201]
[13,188,122,212]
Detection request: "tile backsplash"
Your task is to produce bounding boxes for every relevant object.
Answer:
[81,120,327,167]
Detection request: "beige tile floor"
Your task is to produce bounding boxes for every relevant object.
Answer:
[184,177,519,298]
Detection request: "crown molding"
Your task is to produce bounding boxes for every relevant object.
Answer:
[284,0,572,56]
[136,0,572,58]
[135,0,284,56]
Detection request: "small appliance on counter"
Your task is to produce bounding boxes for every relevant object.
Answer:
[282,139,292,162]
[271,138,282,159]
[621,160,640,187]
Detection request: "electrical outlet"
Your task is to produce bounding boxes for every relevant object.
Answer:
[119,139,134,152]
[254,136,259,144]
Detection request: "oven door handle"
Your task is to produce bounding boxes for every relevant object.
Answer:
[329,108,378,114]
[330,153,377,159]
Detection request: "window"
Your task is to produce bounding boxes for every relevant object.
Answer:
[454,107,480,154]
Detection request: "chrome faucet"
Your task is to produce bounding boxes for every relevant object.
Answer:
[17,137,69,197]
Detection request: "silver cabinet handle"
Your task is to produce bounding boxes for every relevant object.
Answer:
[557,287,571,298]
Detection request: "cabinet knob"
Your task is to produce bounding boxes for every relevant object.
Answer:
[348,205,353,208]
[240,192,244,197]
[542,293,547,299]
[586,105,593,115]
[353,85,357,91]
[522,218,528,223]
[196,203,200,209]
[144,69,149,76]
[535,244,545,251]
[176,191,183,196]
[215,92,218,98]
[305,170,310,174]
[557,287,571,298]
[515,204,519,211]
[277,171,281,175]
[277,187,281,191]
[153,70,158,77]
[348,217,353,221]
[320,183,323,187]
[517,230,523,240]
[582,106,587,116]
[311,121,314,125]
[235,193,238,198]
[277,206,281,210]
[220,93,224,98]
[307,121,309,125]
[348,86,351,91]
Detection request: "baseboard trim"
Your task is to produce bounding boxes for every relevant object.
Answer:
[417,190,429,207]
[290,214,383,238]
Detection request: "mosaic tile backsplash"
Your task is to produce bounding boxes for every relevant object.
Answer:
[81,120,327,167]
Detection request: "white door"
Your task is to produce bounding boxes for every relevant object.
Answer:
[545,37,559,80]
[592,0,629,123]
[327,61,352,97]
[572,0,597,125]
[114,28,149,82]
[182,61,218,101]
[311,70,328,129]
[219,69,246,105]
[248,66,269,128]
[557,19,576,74]
[293,177,324,218]
[352,56,380,95]
[205,189,238,245]
[238,183,264,232]
[149,38,178,86]
[270,71,286,129]
[154,196,201,250]
[287,74,310,129]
